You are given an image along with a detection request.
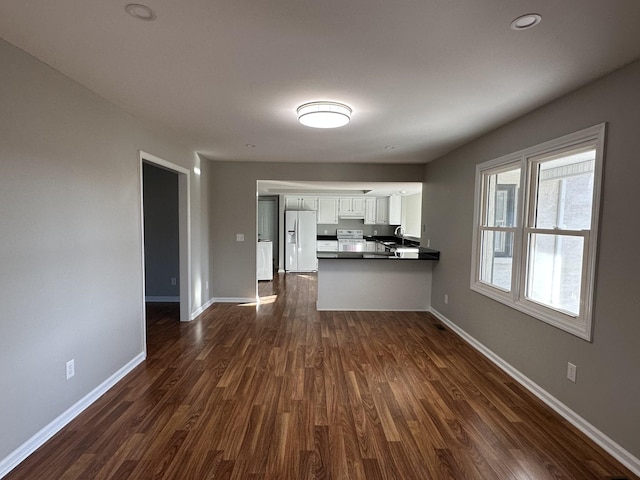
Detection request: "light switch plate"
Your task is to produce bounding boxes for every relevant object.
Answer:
[236,233,245,242]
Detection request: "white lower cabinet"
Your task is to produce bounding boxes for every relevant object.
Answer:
[317,240,338,252]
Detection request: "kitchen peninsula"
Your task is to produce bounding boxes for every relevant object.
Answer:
[316,246,440,311]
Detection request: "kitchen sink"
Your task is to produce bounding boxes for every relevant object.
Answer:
[374,238,420,253]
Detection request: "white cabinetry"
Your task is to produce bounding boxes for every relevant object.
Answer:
[364,198,376,225]
[317,240,338,252]
[285,196,317,211]
[338,197,365,218]
[388,195,402,225]
[286,194,401,225]
[375,196,402,225]
[375,197,389,224]
[317,197,339,224]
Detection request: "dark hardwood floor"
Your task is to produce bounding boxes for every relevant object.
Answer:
[6,273,637,479]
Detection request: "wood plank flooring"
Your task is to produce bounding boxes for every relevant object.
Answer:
[6,273,637,479]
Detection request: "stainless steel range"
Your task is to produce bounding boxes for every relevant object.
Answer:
[337,229,366,252]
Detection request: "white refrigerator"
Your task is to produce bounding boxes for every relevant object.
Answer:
[285,210,318,272]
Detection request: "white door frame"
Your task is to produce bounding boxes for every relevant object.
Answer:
[139,151,192,326]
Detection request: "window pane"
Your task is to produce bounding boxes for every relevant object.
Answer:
[526,233,584,316]
[479,230,513,291]
[534,149,595,230]
[484,168,520,227]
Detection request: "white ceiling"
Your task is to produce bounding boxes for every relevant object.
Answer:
[2,1,640,164]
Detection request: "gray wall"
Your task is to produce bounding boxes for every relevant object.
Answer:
[0,39,210,462]
[206,162,425,299]
[422,59,640,459]
[143,163,179,298]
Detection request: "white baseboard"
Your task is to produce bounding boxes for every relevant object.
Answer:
[190,297,215,320]
[0,352,146,479]
[429,307,640,477]
[317,307,429,312]
[212,297,256,304]
[145,296,180,302]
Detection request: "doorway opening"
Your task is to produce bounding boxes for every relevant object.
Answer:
[258,196,279,276]
[139,151,191,331]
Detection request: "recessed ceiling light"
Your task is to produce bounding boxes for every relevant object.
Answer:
[297,102,352,129]
[510,13,542,30]
[245,143,256,148]
[125,4,157,21]
[384,146,396,150]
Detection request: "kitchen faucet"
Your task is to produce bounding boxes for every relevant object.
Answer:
[394,225,405,245]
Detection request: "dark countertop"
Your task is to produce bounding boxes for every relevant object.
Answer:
[316,234,437,259]
[318,247,439,261]
[317,234,420,245]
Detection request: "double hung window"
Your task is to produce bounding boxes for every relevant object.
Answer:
[471,124,605,340]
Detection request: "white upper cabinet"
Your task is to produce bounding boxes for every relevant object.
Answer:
[285,196,317,211]
[351,197,365,215]
[374,196,401,225]
[388,195,401,225]
[338,197,365,218]
[375,197,389,224]
[364,198,377,224]
[286,194,403,225]
[317,197,339,224]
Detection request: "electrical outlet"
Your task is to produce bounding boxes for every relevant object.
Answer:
[205,281,209,290]
[427,239,431,247]
[567,362,577,383]
[170,277,177,286]
[66,359,75,380]
[444,294,449,304]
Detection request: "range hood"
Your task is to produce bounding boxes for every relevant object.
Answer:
[338,212,365,219]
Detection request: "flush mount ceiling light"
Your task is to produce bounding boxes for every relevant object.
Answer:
[297,102,352,128]
[510,13,542,30]
[125,3,157,21]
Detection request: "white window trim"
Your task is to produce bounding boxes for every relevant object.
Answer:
[470,124,606,341]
